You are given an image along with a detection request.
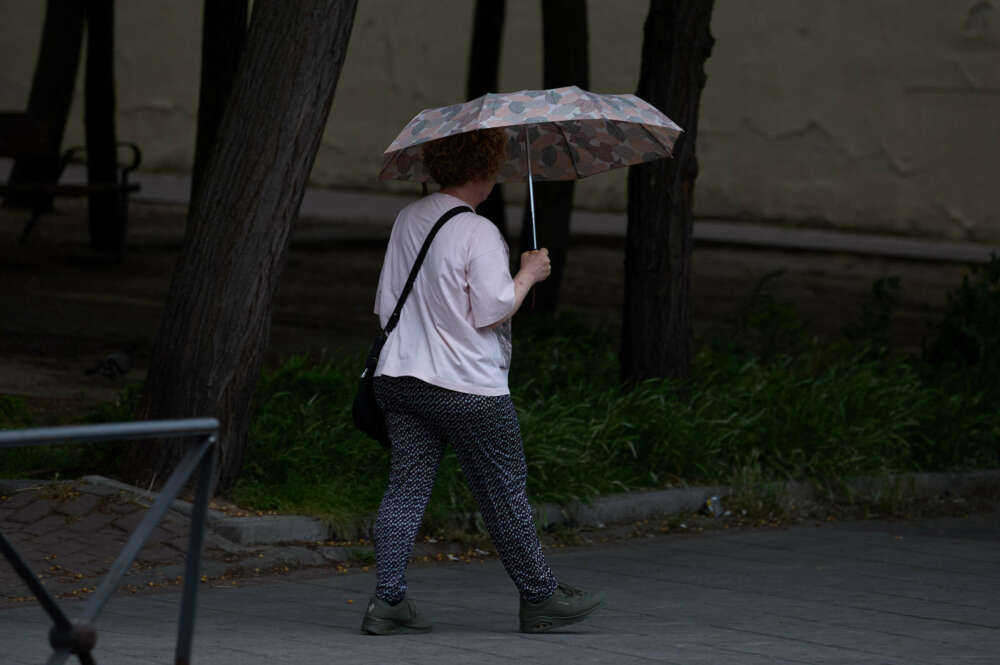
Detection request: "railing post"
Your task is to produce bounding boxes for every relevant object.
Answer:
[0,418,219,665]
[175,434,216,665]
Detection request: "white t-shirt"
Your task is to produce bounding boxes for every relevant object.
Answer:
[374,192,515,396]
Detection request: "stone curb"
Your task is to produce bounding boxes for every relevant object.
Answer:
[72,469,1000,545]
[785,469,1000,503]
[540,469,1000,529]
[535,485,729,528]
[79,475,331,546]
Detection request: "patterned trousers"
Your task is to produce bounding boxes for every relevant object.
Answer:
[372,375,558,603]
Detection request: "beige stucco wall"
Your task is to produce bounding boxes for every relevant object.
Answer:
[1,1,998,242]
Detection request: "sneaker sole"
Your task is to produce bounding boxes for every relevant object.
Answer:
[360,616,432,635]
[519,598,605,634]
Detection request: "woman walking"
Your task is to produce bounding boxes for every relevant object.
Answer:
[361,128,604,634]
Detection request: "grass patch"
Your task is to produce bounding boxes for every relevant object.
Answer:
[0,388,140,480]
[230,308,998,529]
[5,260,999,530]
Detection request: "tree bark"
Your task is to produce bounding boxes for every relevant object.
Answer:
[123,0,358,493]
[83,0,122,251]
[519,0,588,313]
[466,0,507,239]
[620,0,715,387]
[191,0,248,209]
[3,0,84,210]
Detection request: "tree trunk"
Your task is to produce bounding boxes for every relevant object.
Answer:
[84,0,122,252]
[3,0,84,210]
[191,0,248,208]
[519,0,588,313]
[466,0,507,239]
[123,0,358,494]
[620,0,715,387]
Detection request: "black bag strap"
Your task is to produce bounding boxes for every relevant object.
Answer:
[384,204,471,334]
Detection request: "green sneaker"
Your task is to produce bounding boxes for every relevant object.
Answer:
[519,584,605,633]
[360,595,433,635]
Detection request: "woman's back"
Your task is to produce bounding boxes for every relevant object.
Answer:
[374,192,515,396]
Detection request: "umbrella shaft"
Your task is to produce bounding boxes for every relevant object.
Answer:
[524,128,537,250]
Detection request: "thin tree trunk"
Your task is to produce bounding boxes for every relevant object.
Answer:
[3,0,84,210]
[467,0,507,239]
[519,0,588,313]
[84,0,121,251]
[621,0,715,387]
[191,0,248,209]
[123,0,358,493]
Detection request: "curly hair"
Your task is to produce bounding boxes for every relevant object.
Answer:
[421,128,507,188]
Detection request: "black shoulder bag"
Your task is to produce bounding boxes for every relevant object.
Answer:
[352,204,471,447]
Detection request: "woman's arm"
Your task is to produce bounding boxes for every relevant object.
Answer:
[489,248,551,326]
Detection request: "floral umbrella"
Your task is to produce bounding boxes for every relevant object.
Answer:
[380,86,683,247]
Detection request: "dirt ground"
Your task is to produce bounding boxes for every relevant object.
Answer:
[0,199,972,408]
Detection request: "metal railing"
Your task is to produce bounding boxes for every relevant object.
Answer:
[0,418,219,665]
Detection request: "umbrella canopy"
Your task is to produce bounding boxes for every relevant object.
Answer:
[380,86,683,183]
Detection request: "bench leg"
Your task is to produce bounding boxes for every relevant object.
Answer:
[18,207,46,244]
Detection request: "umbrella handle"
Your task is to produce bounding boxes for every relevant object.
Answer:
[523,127,537,250]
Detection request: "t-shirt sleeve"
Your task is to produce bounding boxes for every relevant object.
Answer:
[467,222,516,328]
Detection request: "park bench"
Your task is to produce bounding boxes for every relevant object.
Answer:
[0,111,141,246]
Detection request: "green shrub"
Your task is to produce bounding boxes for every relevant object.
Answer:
[8,260,999,523]
[843,276,902,358]
[708,270,808,362]
[923,254,1000,388]
[83,382,143,424]
[0,387,143,480]
[0,395,82,479]
[0,395,33,429]
[230,294,999,525]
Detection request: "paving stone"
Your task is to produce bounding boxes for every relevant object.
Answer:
[146,526,175,545]
[29,530,69,550]
[71,559,110,576]
[23,514,67,537]
[55,493,103,518]
[156,519,189,538]
[107,501,143,515]
[0,491,40,510]
[61,537,102,556]
[163,535,191,554]
[6,499,55,524]
[111,509,148,533]
[82,541,131,563]
[65,511,116,534]
[136,545,184,563]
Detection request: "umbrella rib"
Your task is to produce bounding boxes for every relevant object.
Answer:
[379,150,400,179]
[634,121,680,158]
[554,121,584,180]
[475,93,491,131]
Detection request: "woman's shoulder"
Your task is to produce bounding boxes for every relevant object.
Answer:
[451,210,503,246]
[399,193,503,251]
[399,192,473,220]
[425,194,496,232]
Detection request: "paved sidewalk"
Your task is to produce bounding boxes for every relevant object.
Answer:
[0,478,386,604]
[4,159,996,263]
[131,169,1000,264]
[3,512,998,664]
